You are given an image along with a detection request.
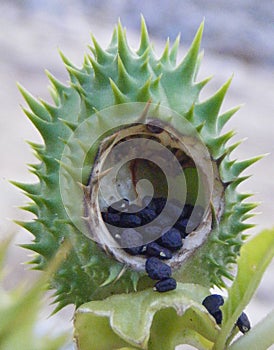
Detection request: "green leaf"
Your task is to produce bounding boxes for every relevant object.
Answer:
[214,228,274,350]
[74,283,220,350]
[0,237,69,350]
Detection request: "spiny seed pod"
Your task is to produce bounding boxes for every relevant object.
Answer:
[15,17,260,310]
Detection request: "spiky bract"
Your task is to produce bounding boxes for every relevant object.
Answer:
[16,18,258,309]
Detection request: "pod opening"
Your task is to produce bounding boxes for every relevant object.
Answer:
[84,120,218,272]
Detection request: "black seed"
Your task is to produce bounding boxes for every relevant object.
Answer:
[107,206,119,214]
[120,213,142,228]
[173,204,194,234]
[145,257,172,280]
[146,242,172,259]
[138,207,157,224]
[153,197,167,215]
[124,246,144,255]
[212,309,223,325]
[174,218,189,237]
[236,312,251,334]
[108,198,129,213]
[146,122,164,134]
[202,294,224,314]
[119,228,144,255]
[102,212,121,226]
[154,278,177,292]
[101,211,108,221]
[157,228,183,251]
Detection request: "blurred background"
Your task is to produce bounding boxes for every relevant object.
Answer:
[1,0,273,349]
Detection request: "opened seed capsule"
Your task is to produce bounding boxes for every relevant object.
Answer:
[145,257,172,280]
[154,278,177,292]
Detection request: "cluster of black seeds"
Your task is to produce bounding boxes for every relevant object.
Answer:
[202,294,251,333]
[101,197,204,292]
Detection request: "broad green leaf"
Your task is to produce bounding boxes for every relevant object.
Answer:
[74,283,220,350]
[213,228,274,350]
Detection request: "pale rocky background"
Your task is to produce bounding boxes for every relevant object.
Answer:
[0,1,273,349]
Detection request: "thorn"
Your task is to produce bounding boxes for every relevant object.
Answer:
[137,14,151,55]
[217,105,242,132]
[109,78,129,104]
[137,98,152,123]
[175,21,204,82]
[45,70,68,96]
[169,33,181,65]
[90,34,112,64]
[17,83,51,122]
[58,49,77,69]
[77,182,91,196]
[160,38,170,64]
[58,118,78,131]
[90,167,113,185]
[81,216,90,223]
[137,76,152,101]
[87,55,107,83]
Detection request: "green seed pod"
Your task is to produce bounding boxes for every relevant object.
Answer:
[15,18,260,310]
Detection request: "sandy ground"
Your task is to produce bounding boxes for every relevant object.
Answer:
[1,4,274,349]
